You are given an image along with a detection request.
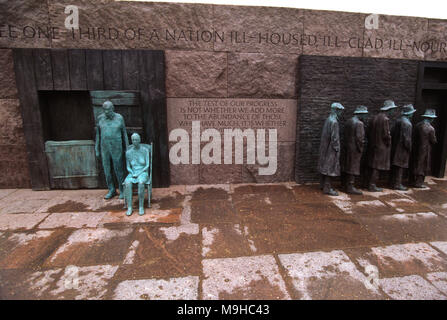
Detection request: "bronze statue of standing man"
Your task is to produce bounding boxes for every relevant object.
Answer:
[318,102,344,196]
[95,101,129,199]
[390,104,416,190]
[412,109,437,188]
[366,100,398,192]
[343,106,368,195]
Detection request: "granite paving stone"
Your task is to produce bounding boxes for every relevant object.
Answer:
[0,213,50,231]
[0,199,53,215]
[345,242,447,278]
[278,250,383,299]
[202,255,291,300]
[430,241,447,255]
[426,272,447,295]
[113,226,201,280]
[113,276,199,300]
[0,229,69,269]
[99,208,182,227]
[38,212,107,229]
[0,264,118,299]
[355,212,447,243]
[379,275,446,300]
[236,202,380,253]
[201,224,256,259]
[191,200,238,224]
[44,227,134,267]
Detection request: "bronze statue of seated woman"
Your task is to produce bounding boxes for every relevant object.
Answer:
[124,133,150,216]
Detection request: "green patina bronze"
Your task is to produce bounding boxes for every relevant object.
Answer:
[124,133,153,216]
[95,100,129,199]
[45,140,99,189]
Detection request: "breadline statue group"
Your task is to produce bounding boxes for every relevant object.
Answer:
[318,100,438,196]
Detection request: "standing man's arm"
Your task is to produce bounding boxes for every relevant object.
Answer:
[331,120,340,152]
[355,122,364,153]
[383,117,391,147]
[95,125,101,158]
[430,127,437,145]
[403,123,412,151]
[121,117,129,150]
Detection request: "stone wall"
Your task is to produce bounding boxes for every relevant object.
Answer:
[0,0,446,187]
[0,49,30,188]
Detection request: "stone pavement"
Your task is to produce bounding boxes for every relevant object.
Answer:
[1,178,447,300]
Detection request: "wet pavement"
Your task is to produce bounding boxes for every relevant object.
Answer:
[1,178,447,300]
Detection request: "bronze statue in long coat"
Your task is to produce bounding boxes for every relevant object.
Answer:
[412,109,437,188]
[366,100,398,192]
[319,116,341,176]
[318,102,345,196]
[390,104,415,190]
[368,112,392,170]
[343,106,368,195]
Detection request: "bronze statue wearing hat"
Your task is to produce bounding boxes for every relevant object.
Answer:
[412,109,437,188]
[343,106,368,195]
[366,100,398,192]
[318,102,344,196]
[390,104,416,190]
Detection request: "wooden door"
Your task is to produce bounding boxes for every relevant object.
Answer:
[416,62,447,177]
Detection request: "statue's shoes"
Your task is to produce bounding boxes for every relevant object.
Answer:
[393,184,408,191]
[126,209,133,216]
[347,187,363,195]
[139,208,145,216]
[324,189,339,196]
[104,192,117,199]
[414,184,427,189]
[368,185,383,192]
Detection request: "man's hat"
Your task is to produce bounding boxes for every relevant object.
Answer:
[402,104,416,115]
[331,102,345,110]
[380,100,398,111]
[354,106,368,114]
[422,109,437,118]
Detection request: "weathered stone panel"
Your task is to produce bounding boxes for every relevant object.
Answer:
[0,0,51,48]
[363,15,430,60]
[0,50,18,99]
[166,51,227,98]
[0,99,30,188]
[228,53,299,99]
[213,5,304,54]
[302,10,366,57]
[48,0,214,50]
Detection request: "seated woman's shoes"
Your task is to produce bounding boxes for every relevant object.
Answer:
[126,208,133,216]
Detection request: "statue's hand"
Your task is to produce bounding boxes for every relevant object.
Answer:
[95,150,100,158]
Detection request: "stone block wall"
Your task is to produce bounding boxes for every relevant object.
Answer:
[0,49,30,188]
[0,0,446,187]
